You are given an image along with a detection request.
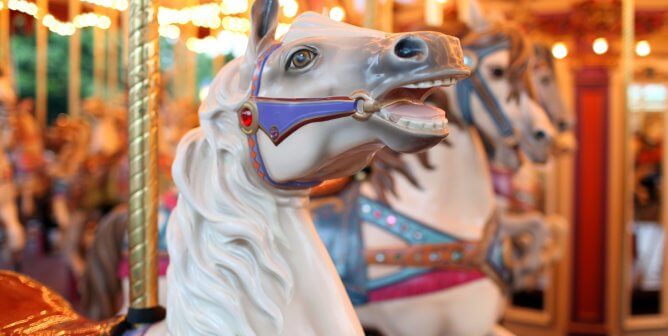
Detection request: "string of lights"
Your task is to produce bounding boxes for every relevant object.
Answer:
[6,0,112,36]
[3,0,347,56]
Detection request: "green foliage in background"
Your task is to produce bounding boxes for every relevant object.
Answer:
[10,15,227,124]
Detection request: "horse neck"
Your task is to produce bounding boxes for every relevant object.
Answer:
[271,193,362,335]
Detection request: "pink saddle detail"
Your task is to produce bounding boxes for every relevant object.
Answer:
[118,254,170,278]
[368,269,485,302]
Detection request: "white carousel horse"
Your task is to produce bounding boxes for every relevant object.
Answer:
[155,3,469,334]
[18,0,470,334]
[0,72,25,261]
[311,18,559,336]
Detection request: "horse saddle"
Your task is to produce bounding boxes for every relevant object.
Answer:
[0,270,125,335]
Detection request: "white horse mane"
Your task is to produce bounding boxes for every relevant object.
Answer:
[166,56,294,335]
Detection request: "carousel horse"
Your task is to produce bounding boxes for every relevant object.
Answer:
[310,12,561,336]
[0,71,25,262]
[46,114,91,234]
[80,97,199,320]
[53,98,127,279]
[1,1,469,334]
[9,98,46,218]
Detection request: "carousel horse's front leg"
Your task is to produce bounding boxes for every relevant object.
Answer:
[0,197,25,255]
[61,210,87,278]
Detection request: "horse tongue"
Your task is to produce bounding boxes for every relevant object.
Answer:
[382,102,445,123]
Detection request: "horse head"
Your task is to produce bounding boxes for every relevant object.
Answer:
[195,1,469,189]
[532,43,576,153]
[450,22,556,171]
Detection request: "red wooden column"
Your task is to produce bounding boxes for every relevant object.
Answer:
[570,67,610,335]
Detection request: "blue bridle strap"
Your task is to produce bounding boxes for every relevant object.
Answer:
[456,42,516,139]
[244,43,360,189]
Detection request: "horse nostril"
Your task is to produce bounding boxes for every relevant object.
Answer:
[534,130,547,141]
[394,37,426,59]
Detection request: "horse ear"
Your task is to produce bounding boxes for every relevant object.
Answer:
[248,0,279,57]
[459,0,491,32]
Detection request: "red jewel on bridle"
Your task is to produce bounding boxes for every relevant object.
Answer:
[240,107,253,127]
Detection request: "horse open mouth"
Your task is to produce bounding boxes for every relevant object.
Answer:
[373,75,461,134]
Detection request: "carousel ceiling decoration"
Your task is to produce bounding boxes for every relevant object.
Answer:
[525,0,667,56]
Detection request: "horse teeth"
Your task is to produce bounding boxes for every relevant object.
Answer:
[417,81,432,88]
[402,83,418,88]
[398,118,410,127]
[433,79,443,86]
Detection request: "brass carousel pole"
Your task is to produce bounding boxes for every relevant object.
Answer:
[0,1,10,72]
[35,0,47,125]
[68,0,81,118]
[126,0,165,325]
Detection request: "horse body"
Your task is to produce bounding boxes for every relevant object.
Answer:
[0,73,25,257]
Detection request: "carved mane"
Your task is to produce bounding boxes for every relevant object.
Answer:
[167,57,293,335]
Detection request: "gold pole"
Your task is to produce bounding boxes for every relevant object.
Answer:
[107,9,119,98]
[457,0,470,22]
[121,9,129,86]
[36,0,47,125]
[0,1,10,72]
[620,0,634,328]
[94,6,106,97]
[127,0,162,320]
[68,0,81,118]
[363,0,376,29]
[377,0,393,32]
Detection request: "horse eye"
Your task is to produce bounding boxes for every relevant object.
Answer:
[288,49,317,70]
[490,67,505,79]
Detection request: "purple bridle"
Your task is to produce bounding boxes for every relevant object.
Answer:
[239,43,375,189]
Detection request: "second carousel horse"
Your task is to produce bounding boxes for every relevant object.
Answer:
[311,15,559,336]
[0,71,25,262]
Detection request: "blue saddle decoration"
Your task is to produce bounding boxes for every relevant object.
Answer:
[313,183,516,305]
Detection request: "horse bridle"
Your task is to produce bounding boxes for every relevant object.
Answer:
[456,41,518,147]
[238,43,386,189]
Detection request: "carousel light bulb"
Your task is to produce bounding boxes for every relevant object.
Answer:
[282,0,298,18]
[551,42,568,59]
[436,0,448,3]
[636,40,651,57]
[329,6,345,22]
[592,37,608,55]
